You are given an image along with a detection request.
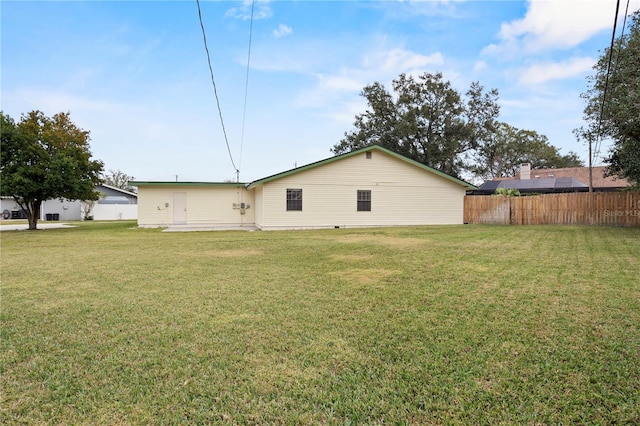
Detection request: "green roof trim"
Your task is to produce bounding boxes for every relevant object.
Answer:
[247,145,477,190]
[129,181,247,187]
[129,146,477,190]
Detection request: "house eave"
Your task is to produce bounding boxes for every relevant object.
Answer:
[98,183,138,197]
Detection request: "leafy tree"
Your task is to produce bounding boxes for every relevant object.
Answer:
[332,72,500,178]
[0,110,104,230]
[471,122,583,180]
[103,169,136,192]
[336,71,583,181]
[576,10,640,186]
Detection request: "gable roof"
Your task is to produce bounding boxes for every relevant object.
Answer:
[98,183,138,198]
[2,184,138,199]
[247,145,476,190]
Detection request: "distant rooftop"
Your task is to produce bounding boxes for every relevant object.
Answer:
[477,177,588,194]
[512,166,630,189]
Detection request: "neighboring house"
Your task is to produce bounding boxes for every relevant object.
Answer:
[476,177,589,195]
[1,183,137,221]
[1,196,82,221]
[0,197,21,219]
[91,184,138,221]
[474,163,632,195]
[131,145,476,230]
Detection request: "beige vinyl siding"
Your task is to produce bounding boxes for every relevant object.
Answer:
[136,187,173,226]
[256,150,466,229]
[136,186,254,227]
[253,185,264,229]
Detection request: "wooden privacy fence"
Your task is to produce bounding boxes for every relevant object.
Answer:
[464,192,640,226]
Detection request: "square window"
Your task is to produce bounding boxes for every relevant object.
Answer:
[357,190,371,211]
[366,152,372,159]
[286,189,302,211]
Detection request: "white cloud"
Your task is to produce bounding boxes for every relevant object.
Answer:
[252,34,444,84]
[295,44,446,118]
[517,57,595,85]
[2,88,119,117]
[225,0,272,21]
[322,99,369,126]
[273,24,292,38]
[250,39,329,73]
[316,47,444,97]
[486,0,640,54]
[316,74,363,93]
[473,60,487,73]
[363,48,444,74]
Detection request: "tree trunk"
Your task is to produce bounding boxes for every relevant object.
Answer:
[27,200,41,230]
[28,215,38,230]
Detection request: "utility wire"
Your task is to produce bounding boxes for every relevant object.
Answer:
[612,0,631,73]
[594,0,631,163]
[593,0,623,164]
[196,0,238,175]
[239,0,255,176]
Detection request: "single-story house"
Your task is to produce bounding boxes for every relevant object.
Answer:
[513,164,631,191]
[1,184,138,221]
[90,184,138,221]
[131,145,476,230]
[474,163,632,195]
[1,196,82,221]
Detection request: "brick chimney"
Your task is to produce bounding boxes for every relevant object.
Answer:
[520,163,531,180]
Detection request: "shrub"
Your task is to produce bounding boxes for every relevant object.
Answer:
[495,187,521,196]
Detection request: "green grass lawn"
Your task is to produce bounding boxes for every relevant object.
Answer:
[1,222,639,424]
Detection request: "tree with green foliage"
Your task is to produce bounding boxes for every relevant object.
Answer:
[333,71,579,181]
[471,122,583,180]
[0,110,104,230]
[576,10,640,187]
[332,72,500,178]
[102,169,136,193]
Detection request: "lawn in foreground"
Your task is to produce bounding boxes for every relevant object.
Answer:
[1,222,639,424]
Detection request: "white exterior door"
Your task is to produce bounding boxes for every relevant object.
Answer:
[173,192,187,224]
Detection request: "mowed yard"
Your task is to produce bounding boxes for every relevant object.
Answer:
[1,222,638,424]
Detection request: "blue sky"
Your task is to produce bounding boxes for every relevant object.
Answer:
[2,0,638,182]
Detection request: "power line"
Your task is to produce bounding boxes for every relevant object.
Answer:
[612,0,631,74]
[196,0,238,175]
[595,0,631,163]
[239,0,255,176]
[592,0,625,164]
